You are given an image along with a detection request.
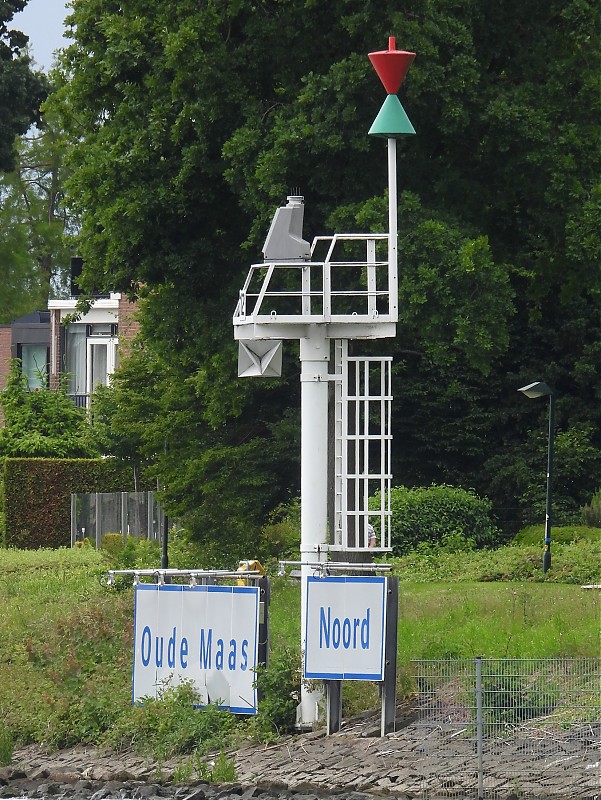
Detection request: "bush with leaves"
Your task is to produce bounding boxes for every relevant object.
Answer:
[0,360,98,458]
[381,485,499,555]
[582,489,601,528]
[102,681,238,761]
[513,524,600,546]
[257,499,301,564]
[249,647,301,742]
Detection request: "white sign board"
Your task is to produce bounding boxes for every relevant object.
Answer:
[304,576,387,680]
[133,584,260,714]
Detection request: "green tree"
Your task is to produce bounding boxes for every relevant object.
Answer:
[0,110,73,321]
[0,361,98,458]
[51,0,600,543]
[0,0,48,172]
[0,190,44,320]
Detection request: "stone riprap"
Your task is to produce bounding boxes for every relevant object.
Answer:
[4,714,599,800]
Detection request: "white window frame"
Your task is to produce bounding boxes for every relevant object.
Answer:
[86,336,118,395]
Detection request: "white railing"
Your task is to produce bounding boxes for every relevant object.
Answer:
[234,233,394,326]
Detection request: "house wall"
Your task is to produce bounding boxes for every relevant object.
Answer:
[0,326,11,392]
[49,308,62,391]
[0,326,11,425]
[117,295,141,356]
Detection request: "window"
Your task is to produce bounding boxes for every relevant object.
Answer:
[19,344,49,390]
[65,323,118,404]
[65,325,87,395]
[88,341,108,389]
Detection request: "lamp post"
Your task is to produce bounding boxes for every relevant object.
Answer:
[518,381,555,573]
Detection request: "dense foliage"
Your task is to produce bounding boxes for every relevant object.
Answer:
[385,484,498,554]
[0,112,74,322]
[0,0,48,172]
[0,360,97,458]
[2,457,133,548]
[44,0,600,557]
[0,2,63,320]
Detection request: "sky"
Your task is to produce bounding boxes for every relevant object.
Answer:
[12,0,70,72]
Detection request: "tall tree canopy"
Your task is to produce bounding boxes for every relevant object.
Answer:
[51,0,600,558]
[0,110,73,322]
[0,3,62,322]
[0,0,48,172]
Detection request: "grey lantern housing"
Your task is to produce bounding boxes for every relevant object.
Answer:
[262,196,311,262]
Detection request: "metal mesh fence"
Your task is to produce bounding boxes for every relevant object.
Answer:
[408,657,600,799]
[70,491,164,547]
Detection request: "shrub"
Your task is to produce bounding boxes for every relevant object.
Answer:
[173,750,238,784]
[0,361,97,460]
[582,489,601,528]
[2,457,134,549]
[101,533,161,570]
[258,499,301,563]
[102,681,238,760]
[249,647,301,742]
[384,485,499,555]
[513,524,600,546]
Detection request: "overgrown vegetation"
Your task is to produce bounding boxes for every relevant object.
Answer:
[380,485,499,554]
[1,457,134,548]
[0,361,97,459]
[388,536,601,585]
[582,489,601,528]
[0,538,598,764]
[102,682,238,762]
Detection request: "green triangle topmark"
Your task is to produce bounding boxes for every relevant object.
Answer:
[369,94,415,138]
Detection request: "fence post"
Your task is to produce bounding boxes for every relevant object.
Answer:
[121,492,128,541]
[95,492,101,548]
[381,576,399,735]
[70,493,77,546]
[476,656,484,799]
[326,680,343,734]
[147,492,153,539]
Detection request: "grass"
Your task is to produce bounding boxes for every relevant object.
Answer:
[0,542,598,759]
[387,539,601,584]
[396,583,600,659]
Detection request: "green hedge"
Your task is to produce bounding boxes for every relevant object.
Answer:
[2,458,134,549]
[513,524,601,546]
[384,484,499,554]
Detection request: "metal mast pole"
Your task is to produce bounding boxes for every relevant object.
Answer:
[388,137,398,320]
[544,392,555,573]
[298,329,330,726]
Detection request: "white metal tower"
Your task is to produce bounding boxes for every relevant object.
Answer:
[233,38,416,727]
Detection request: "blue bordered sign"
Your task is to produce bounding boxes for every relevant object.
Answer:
[304,576,387,680]
[133,584,260,714]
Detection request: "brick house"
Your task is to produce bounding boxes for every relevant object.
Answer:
[0,310,51,396]
[0,294,140,421]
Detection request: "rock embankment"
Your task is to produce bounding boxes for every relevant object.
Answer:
[2,711,598,800]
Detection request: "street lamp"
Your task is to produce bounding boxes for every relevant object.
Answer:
[518,381,555,573]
